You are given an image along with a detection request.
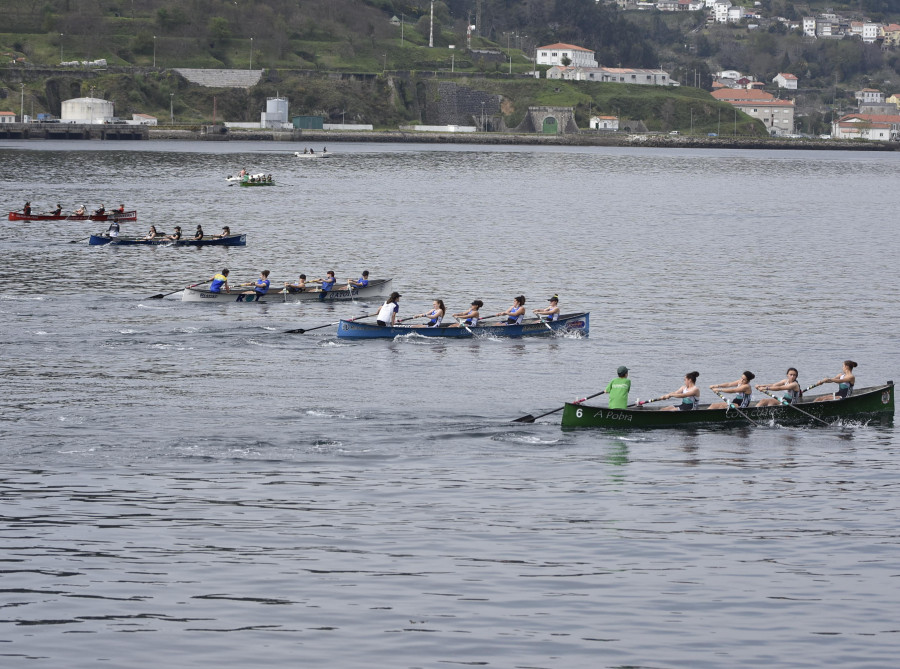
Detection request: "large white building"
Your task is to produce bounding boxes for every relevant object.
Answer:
[61,97,114,123]
[833,113,900,141]
[547,65,676,86]
[536,43,598,69]
[712,88,795,136]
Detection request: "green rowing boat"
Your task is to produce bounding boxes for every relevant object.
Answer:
[560,382,894,429]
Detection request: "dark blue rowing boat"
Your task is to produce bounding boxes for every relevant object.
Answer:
[336,312,590,339]
[89,233,246,246]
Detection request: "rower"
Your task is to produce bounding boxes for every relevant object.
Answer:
[410,300,445,328]
[495,296,526,325]
[106,219,120,238]
[74,204,86,215]
[347,271,369,290]
[709,371,755,409]
[116,204,125,214]
[23,201,31,216]
[814,360,857,402]
[284,274,307,293]
[52,203,62,216]
[311,271,337,302]
[659,372,701,411]
[376,292,401,326]
[94,204,105,216]
[452,300,483,327]
[163,226,182,241]
[240,270,270,302]
[533,295,561,322]
[208,269,230,294]
[215,226,231,239]
[755,368,801,406]
[194,225,204,240]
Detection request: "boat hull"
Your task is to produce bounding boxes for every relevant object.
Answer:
[560,383,895,429]
[294,152,330,159]
[9,210,137,222]
[239,180,275,187]
[89,234,246,246]
[182,278,393,302]
[336,312,589,339]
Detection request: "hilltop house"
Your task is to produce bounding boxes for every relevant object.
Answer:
[535,43,597,68]
[856,88,884,104]
[773,73,798,90]
[712,88,795,136]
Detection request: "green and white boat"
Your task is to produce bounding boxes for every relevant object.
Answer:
[560,382,895,429]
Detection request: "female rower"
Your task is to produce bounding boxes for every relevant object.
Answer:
[708,371,756,409]
[814,360,857,401]
[376,292,401,327]
[241,270,270,301]
[659,371,701,411]
[163,226,183,241]
[215,226,231,238]
[532,295,560,322]
[755,368,801,406]
[452,300,483,327]
[496,296,526,325]
[348,271,369,289]
[74,204,86,216]
[411,300,446,328]
[141,225,161,240]
[194,225,204,240]
[52,204,62,216]
[311,271,337,302]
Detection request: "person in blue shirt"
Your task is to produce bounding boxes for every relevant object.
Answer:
[347,270,370,290]
[312,271,337,301]
[495,296,526,325]
[240,270,270,301]
[208,269,230,293]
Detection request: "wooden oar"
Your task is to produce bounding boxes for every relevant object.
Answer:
[148,281,207,300]
[802,380,826,393]
[757,387,831,426]
[69,236,92,244]
[711,388,762,427]
[285,312,377,335]
[513,390,606,424]
[628,395,667,408]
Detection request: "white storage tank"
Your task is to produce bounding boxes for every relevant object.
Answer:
[261,97,289,127]
[61,97,115,124]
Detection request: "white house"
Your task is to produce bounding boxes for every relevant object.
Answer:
[802,17,816,36]
[727,6,745,22]
[713,0,732,23]
[0,111,16,123]
[773,73,798,90]
[536,43,598,68]
[548,66,676,86]
[862,23,881,43]
[130,113,158,126]
[712,88,795,136]
[855,88,884,104]
[590,115,619,131]
[832,113,900,141]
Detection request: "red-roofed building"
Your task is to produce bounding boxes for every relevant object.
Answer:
[832,113,900,141]
[712,88,795,136]
[0,111,16,123]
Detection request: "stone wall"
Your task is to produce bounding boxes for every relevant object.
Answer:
[424,81,502,130]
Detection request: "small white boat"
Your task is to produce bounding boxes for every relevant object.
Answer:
[294,151,331,159]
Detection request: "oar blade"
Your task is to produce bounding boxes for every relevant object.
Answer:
[148,294,165,299]
[285,328,306,334]
[512,414,536,423]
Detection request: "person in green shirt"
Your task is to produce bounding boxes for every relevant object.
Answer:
[606,366,631,409]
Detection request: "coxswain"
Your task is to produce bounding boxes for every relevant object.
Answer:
[23,201,31,216]
[52,203,62,216]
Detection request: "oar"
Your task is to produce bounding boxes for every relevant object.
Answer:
[711,388,762,427]
[537,315,553,332]
[628,395,667,408]
[513,390,607,424]
[757,387,831,426]
[69,236,92,243]
[148,281,207,300]
[285,312,377,335]
[803,380,826,393]
[455,317,474,335]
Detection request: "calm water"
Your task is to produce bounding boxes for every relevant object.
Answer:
[1,141,899,668]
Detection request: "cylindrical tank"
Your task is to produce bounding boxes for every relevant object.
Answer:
[265,97,289,123]
[61,97,115,123]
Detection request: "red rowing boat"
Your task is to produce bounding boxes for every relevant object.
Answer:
[8,210,138,222]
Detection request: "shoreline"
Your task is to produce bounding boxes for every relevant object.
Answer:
[150,127,900,151]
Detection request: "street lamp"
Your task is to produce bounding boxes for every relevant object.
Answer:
[170,93,174,124]
[60,34,63,63]
[20,83,24,123]
[153,35,156,68]
[382,53,386,75]
[481,101,485,131]
[249,37,253,70]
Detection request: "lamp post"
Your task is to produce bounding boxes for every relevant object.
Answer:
[170,93,174,125]
[60,34,63,63]
[249,37,253,70]
[153,35,156,68]
[382,53,386,75]
[481,101,485,131]
[20,83,24,123]
[400,14,404,46]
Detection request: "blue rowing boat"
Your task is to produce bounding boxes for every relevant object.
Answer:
[336,312,590,339]
[89,234,246,246]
